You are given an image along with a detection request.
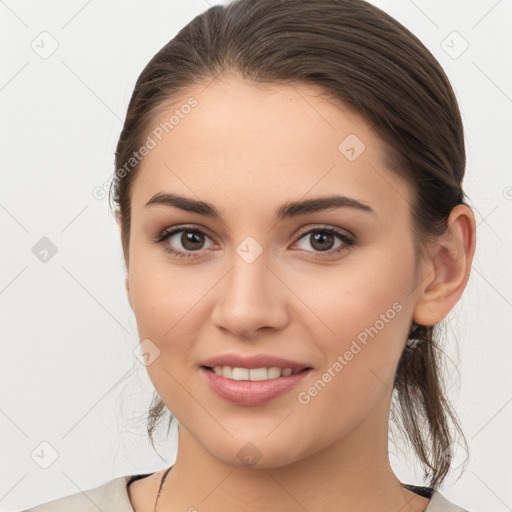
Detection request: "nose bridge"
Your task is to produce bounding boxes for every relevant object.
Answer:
[227,237,274,309]
[230,238,269,299]
[211,236,288,335]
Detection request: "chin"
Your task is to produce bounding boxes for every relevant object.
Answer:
[198,431,314,470]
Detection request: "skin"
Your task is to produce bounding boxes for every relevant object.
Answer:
[120,73,476,512]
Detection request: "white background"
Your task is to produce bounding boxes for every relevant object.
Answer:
[1,1,511,511]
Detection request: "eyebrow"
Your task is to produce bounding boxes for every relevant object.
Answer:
[144,192,375,221]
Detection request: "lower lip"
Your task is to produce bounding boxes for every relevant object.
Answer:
[200,367,312,406]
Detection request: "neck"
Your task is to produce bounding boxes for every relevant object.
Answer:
[158,395,429,512]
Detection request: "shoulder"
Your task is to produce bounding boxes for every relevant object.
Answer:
[22,473,149,512]
[403,483,471,512]
[427,489,472,512]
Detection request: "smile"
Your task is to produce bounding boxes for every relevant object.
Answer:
[204,365,306,381]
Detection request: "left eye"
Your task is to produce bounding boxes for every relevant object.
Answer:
[293,228,355,254]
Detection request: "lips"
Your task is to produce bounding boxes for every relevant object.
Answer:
[198,353,313,405]
[200,366,312,406]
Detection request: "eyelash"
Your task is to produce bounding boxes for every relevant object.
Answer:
[152,225,356,259]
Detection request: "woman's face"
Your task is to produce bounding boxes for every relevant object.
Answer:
[124,74,424,468]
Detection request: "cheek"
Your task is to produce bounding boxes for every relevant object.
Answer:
[290,256,412,343]
[292,279,408,439]
[128,237,195,330]
[127,261,204,410]
[127,249,219,377]
[288,251,414,395]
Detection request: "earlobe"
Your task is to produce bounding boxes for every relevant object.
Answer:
[413,204,476,326]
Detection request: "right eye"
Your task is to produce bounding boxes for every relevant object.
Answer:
[153,226,217,258]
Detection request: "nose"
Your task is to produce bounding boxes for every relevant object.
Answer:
[210,246,289,338]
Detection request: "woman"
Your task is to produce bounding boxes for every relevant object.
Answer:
[25,0,476,510]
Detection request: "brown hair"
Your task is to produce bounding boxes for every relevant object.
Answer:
[111,0,469,488]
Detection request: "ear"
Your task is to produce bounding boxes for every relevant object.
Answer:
[413,204,476,326]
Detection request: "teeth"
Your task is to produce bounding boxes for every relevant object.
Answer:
[211,366,301,380]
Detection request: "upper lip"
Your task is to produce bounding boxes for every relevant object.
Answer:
[200,353,312,370]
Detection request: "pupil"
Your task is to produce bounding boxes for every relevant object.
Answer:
[182,231,204,250]
[311,232,334,251]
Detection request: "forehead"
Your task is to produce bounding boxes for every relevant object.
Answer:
[130,74,413,220]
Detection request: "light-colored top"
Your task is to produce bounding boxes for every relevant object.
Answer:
[23,473,471,512]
